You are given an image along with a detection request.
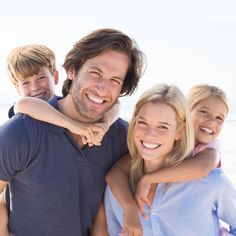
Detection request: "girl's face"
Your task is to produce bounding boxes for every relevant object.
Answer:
[134,102,180,171]
[191,96,228,146]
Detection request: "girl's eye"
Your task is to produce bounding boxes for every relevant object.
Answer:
[158,125,168,130]
[216,116,224,122]
[199,110,208,115]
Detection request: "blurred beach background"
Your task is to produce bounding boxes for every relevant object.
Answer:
[0,0,236,185]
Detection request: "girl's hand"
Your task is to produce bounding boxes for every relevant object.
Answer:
[135,177,152,219]
[122,205,143,236]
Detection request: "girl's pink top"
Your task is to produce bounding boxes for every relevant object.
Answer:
[193,139,221,168]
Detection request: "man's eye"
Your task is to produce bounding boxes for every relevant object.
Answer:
[111,78,121,86]
[137,120,147,126]
[90,71,100,77]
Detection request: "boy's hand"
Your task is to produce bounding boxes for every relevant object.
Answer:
[69,121,108,146]
[135,177,152,219]
[122,205,143,236]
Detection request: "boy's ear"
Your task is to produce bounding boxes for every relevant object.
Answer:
[53,70,59,85]
[14,84,22,95]
[175,122,185,140]
[67,67,75,80]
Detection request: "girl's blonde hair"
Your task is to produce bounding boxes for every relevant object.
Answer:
[128,84,194,188]
[187,84,228,113]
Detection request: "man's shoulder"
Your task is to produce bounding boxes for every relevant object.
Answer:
[111,117,128,129]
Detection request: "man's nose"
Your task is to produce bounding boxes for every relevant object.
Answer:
[94,77,110,95]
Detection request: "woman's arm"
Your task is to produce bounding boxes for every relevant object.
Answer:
[106,153,143,235]
[91,201,108,236]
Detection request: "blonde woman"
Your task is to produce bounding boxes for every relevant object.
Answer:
[105,84,236,235]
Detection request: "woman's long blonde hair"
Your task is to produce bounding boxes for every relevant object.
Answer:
[187,84,228,113]
[128,84,194,188]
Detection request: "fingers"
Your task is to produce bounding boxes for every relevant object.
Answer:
[121,227,143,236]
[136,199,147,220]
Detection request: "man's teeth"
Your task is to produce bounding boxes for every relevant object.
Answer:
[88,95,104,104]
[142,141,160,149]
[200,127,213,134]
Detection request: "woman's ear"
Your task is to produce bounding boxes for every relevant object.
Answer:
[175,122,185,140]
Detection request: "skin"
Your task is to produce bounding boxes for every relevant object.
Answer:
[106,95,228,236]
[134,102,180,174]
[0,49,130,235]
[16,67,58,101]
[59,50,129,124]
[191,96,228,146]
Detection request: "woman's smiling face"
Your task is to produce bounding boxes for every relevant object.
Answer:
[134,102,180,169]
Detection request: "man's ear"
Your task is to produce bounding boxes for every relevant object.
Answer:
[67,67,75,80]
[53,70,59,85]
[175,122,185,140]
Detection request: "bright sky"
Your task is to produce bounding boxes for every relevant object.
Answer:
[1,0,236,119]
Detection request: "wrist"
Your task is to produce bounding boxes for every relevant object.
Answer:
[123,200,138,211]
[140,174,151,185]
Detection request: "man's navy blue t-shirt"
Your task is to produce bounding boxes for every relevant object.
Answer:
[0,96,128,236]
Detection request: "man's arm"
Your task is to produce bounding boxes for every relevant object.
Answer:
[0,180,9,236]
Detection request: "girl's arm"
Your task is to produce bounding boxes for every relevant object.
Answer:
[135,148,219,212]
[106,153,143,236]
[91,201,108,236]
[14,97,106,145]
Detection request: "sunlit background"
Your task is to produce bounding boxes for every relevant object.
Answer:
[0,0,236,183]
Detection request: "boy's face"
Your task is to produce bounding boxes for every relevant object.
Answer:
[16,67,58,101]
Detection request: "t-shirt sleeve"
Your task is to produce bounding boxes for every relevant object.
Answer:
[193,139,221,156]
[0,115,30,181]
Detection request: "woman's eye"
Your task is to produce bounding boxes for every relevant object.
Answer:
[159,125,168,130]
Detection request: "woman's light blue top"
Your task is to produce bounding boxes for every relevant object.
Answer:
[105,169,236,236]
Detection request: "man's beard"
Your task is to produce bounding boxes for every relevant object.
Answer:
[71,83,117,123]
